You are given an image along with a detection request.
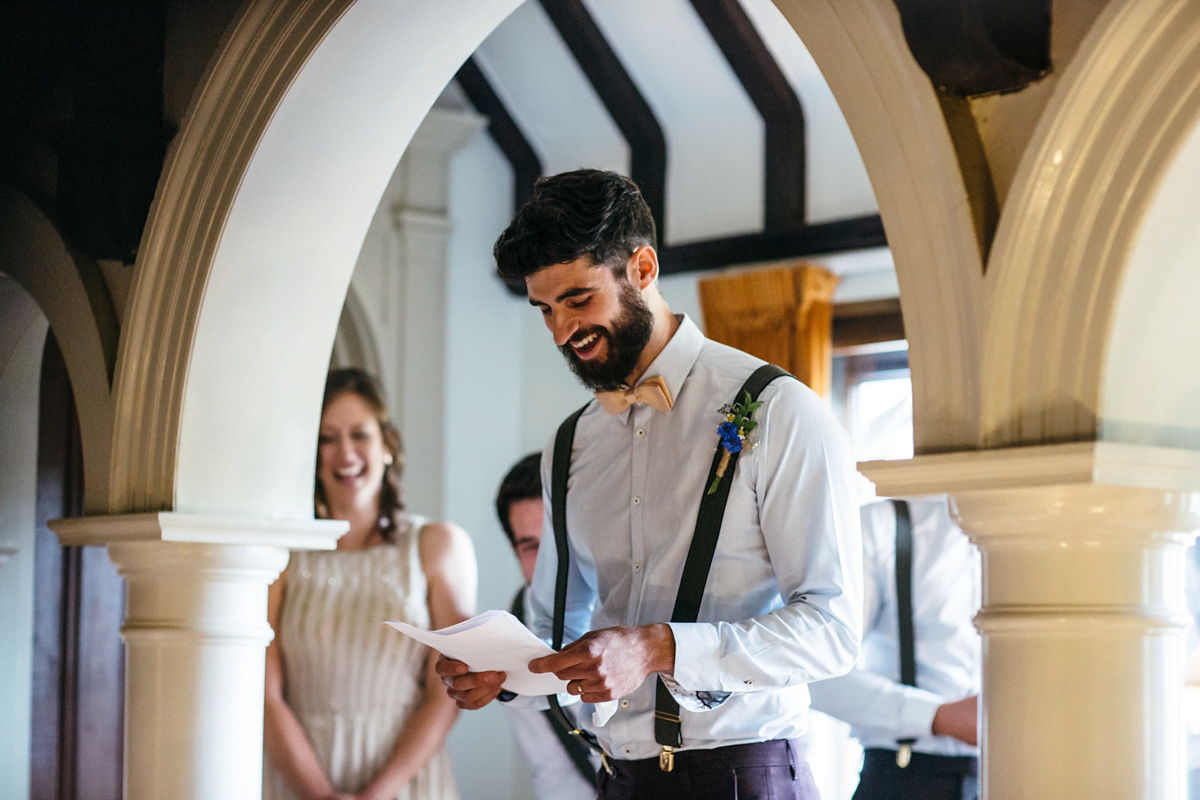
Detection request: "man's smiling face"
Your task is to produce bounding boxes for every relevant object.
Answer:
[526,253,653,391]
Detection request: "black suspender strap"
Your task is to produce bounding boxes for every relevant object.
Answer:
[512,586,599,785]
[893,499,917,767]
[550,403,588,653]
[654,364,792,764]
[545,403,606,768]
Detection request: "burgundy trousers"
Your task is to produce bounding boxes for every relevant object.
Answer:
[596,739,820,800]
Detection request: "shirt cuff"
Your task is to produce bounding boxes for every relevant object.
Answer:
[897,687,945,740]
[658,673,731,712]
[668,622,743,693]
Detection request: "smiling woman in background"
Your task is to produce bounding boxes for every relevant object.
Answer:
[264,368,477,800]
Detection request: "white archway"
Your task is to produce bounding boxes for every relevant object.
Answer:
[111,0,523,516]
[0,185,115,512]
[775,0,985,453]
[330,283,383,379]
[983,0,1200,449]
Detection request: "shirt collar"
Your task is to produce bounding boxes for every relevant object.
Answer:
[609,314,703,423]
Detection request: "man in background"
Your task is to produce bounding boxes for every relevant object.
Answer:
[495,453,600,799]
[808,496,980,800]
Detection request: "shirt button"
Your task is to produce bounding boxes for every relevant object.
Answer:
[624,747,632,756]
[633,563,641,572]
[632,497,641,505]
[620,699,629,708]
[636,428,646,437]
[745,679,754,686]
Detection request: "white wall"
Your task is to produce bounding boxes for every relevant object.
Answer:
[441,124,538,800]
[0,277,48,799]
[1102,118,1200,450]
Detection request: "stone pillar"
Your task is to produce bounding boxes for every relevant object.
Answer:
[387,106,485,519]
[862,442,1200,800]
[49,512,345,800]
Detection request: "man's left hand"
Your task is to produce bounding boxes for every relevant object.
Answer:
[528,624,676,703]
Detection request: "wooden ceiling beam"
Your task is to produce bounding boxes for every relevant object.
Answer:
[536,0,667,241]
[455,57,544,213]
[689,0,805,232]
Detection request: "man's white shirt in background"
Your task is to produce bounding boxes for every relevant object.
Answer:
[808,497,980,756]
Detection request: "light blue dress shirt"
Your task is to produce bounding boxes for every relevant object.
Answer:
[527,314,863,761]
[808,497,981,756]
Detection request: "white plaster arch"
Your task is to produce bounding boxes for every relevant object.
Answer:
[330,283,382,379]
[770,0,985,452]
[0,185,116,512]
[983,0,1200,448]
[111,0,522,515]
[1100,114,1200,451]
[114,0,1005,518]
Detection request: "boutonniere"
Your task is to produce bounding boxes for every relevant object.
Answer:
[706,391,763,495]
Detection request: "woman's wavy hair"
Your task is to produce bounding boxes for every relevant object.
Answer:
[314,368,405,541]
[493,169,656,285]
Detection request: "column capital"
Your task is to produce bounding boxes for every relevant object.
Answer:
[47,511,346,550]
[861,440,1200,497]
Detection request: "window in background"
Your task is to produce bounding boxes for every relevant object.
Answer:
[805,340,911,800]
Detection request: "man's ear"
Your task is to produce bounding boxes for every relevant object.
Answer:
[626,245,659,290]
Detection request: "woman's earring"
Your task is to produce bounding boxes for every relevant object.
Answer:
[382,453,394,466]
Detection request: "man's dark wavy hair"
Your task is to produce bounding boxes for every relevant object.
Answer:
[493,169,656,284]
[495,452,542,546]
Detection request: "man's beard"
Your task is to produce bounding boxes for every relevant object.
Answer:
[559,280,654,392]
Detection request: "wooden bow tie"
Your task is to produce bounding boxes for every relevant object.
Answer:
[595,375,674,415]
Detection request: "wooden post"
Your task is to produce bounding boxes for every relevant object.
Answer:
[698,263,839,397]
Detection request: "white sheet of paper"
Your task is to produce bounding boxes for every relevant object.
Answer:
[385,609,569,696]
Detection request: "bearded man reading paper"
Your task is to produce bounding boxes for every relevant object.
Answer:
[436,170,862,800]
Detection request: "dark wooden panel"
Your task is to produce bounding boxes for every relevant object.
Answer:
[689,0,805,231]
[75,546,124,800]
[31,332,124,800]
[31,334,72,800]
[537,0,667,240]
[455,57,543,212]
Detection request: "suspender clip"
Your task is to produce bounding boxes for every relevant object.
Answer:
[659,746,675,772]
[896,743,912,768]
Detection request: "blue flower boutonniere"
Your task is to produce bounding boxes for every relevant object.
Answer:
[706,391,763,495]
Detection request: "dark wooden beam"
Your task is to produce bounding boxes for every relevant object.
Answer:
[500,213,885,296]
[536,0,667,240]
[892,0,1051,96]
[455,57,543,212]
[833,297,906,349]
[657,214,885,275]
[689,0,805,231]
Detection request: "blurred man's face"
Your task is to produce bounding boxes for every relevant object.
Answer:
[508,497,544,584]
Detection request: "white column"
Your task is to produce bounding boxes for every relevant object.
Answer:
[49,512,345,800]
[863,442,1200,800]
[389,107,485,519]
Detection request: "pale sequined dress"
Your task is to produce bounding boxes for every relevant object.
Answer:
[265,515,459,800]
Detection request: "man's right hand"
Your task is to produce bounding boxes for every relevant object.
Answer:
[435,655,507,710]
[931,694,978,746]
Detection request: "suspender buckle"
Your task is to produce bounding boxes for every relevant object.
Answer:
[896,743,912,768]
[600,750,615,776]
[659,745,675,772]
